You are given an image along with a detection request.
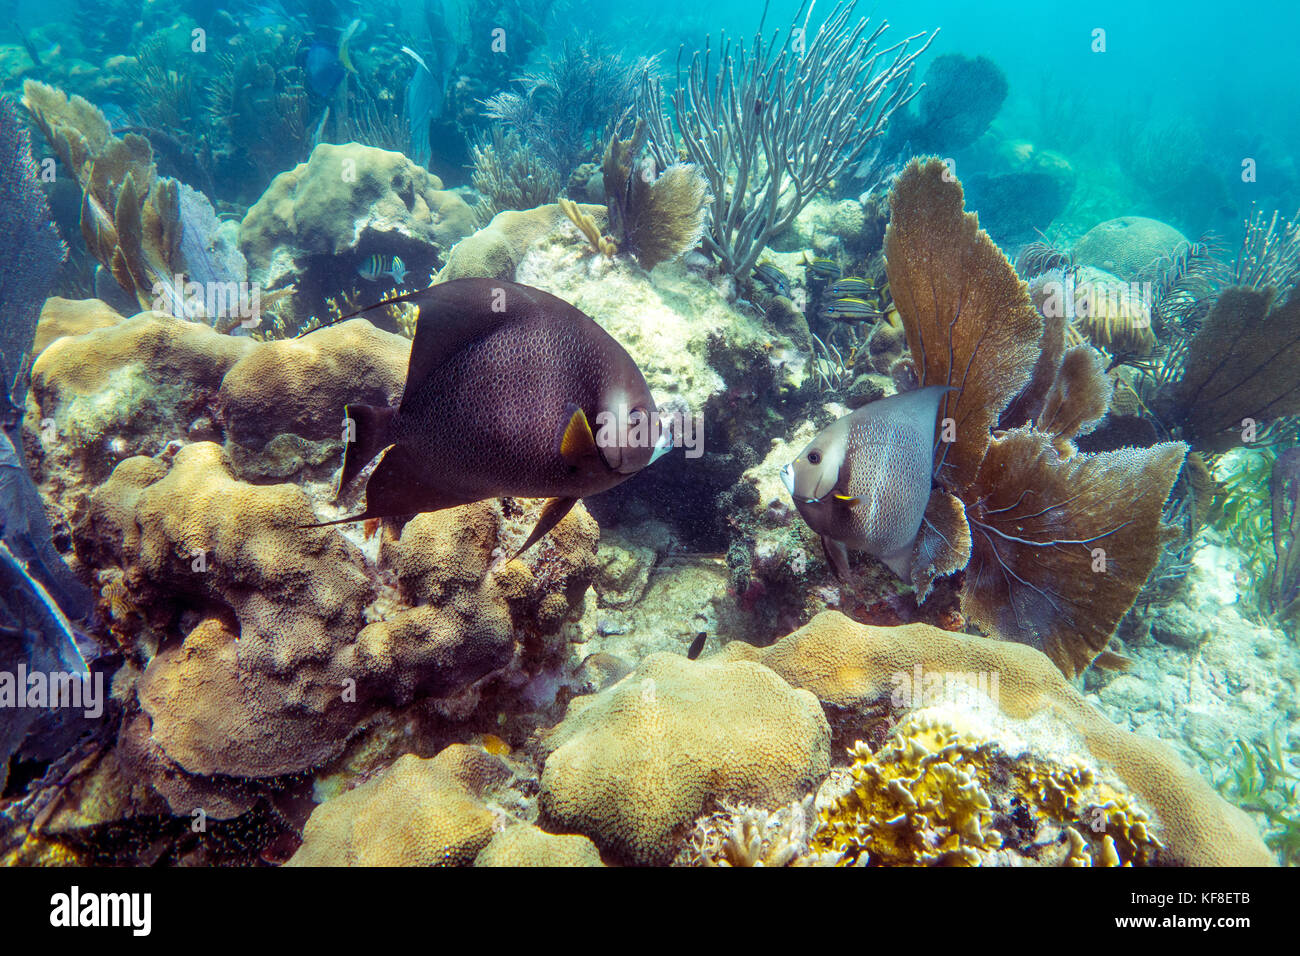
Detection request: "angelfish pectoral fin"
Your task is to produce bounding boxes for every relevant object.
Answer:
[821,536,851,580]
[559,405,600,469]
[512,497,578,558]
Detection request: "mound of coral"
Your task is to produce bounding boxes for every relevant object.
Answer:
[10,296,604,861]
[714,611,1272,866]
[240,142,475,325]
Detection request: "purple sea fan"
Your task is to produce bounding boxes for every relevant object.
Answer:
[0,93,66,410]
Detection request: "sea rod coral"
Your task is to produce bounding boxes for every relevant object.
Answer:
[639,1,933,280]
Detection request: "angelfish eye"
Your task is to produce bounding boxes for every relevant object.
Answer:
[808,451,822,465]
[628,408,645,423]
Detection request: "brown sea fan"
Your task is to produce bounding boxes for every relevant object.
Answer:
[885,157,1187,677]
[884,157,1043,496]
[1159,286,1300,453]
[602,119,711,270]
[962,429,1187,677]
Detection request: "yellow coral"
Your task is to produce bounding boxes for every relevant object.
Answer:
[811,713,1163,867]
[812,716,1003,866]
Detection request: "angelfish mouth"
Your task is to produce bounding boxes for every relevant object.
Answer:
[780,463,818,504]
[647,415,674,466]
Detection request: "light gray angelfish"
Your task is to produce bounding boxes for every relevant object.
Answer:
[780,385,952,579]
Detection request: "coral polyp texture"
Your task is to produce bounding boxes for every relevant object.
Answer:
[537,652,832,865]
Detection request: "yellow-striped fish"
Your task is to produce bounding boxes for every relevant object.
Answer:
[358,254,407,284]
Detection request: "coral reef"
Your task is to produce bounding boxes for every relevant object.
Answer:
[19,301,602,842]
[286,750,501,866]
[1071,216,1191,282]
[22,80,189,316]
[483,34,653,179]
[639,2,932,279]
[1153,287,1300,453]
[680,796,822,866]
[812,715,1160,866]
[468,127,561,226]
[474,824,604,867]
[441,204,590,282]
[891,53,1008,156]
[537,652,831,864]
[716,611,1274,866]
[601,119,711,269]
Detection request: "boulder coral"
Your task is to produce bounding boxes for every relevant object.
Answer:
[28,306,409,486]
[474,824,605,867]
[75,442,599,807]
[1071,216,1191,282]
[240,142,475,322]
[537,652,832,865]
[20,301,603,831]
[286,750,502,867]
[716,611,1273,866]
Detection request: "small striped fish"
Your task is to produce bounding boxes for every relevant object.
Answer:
[827,276,873,298]
[358,254,407,284]
[819,297,884,322]
[803,254,841,280]
[753,262,791,297]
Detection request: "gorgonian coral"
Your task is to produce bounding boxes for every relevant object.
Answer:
[885,158,1187,676]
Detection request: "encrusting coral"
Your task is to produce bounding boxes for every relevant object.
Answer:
[884,158,1187,676]
[811,715,1160,867]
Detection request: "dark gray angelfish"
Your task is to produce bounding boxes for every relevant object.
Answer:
[781,385,952,579]
[306,278,672,554]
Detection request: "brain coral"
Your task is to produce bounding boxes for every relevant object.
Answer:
[217,317,409,478]
[538,652,831,865]
[82,442,372,779]
[439,204,584,282]
[1071,216,1190,281]
[717,611,1273,866]
[31,296,126,354]
[29,311,253,485]
[286,749,502,866]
